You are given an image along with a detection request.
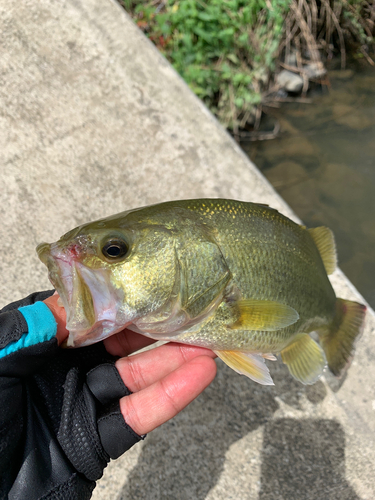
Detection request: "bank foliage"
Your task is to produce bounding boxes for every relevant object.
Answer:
[123,1,375,131]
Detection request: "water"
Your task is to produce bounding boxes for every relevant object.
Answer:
[242,65,375,308]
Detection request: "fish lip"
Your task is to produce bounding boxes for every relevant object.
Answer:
[66,321,131,347]
[37,241,82,326]
[65,264,129,347]
[36,242,51,265]
[40,247,128,347]
[38,241,84,310]
[42,253,75,323]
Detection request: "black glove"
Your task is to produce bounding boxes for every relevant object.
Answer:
[0,291,143,500]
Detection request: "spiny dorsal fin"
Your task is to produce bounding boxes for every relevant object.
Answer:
[308,226,337,275]
[281,333,327,385]
[229,299,299,331]
[215,350,274,385]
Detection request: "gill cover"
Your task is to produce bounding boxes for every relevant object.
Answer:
[132,218,232,337]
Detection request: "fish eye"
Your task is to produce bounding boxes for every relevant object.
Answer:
[101,238,129,260]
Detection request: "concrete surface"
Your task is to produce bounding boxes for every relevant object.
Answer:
[0,0,374,498]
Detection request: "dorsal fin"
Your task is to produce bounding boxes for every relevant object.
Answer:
[308,227,337,275]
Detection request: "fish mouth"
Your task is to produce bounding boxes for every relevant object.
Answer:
[37,242,73,320]
[37,242,128,347]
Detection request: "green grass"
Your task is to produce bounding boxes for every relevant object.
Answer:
[122,1,374,132]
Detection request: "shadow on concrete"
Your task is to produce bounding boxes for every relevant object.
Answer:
[259,419,360,500]
[117,361,354,500]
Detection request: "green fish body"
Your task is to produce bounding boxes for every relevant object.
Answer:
[37,199,366,385]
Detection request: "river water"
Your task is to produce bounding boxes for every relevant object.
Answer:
[242,64,375,308]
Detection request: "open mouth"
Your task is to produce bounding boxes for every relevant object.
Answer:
[37,242,72,316]
[37,242,128,347]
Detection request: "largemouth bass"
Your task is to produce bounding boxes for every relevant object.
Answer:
[37,199,366,385]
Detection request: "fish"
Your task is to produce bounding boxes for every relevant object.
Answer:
[37,199,366,385]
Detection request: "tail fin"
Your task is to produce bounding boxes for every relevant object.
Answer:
[319,298,366,377]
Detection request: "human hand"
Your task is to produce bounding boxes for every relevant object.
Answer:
[44,293,217,436]
[0,290,216,498]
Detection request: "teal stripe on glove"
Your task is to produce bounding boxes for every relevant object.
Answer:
[0,302,57,358]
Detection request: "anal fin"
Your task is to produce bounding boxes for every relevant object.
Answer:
[215,350,274,385]
[281,333,327,385]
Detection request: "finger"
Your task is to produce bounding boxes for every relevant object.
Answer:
[104,329,156,357]
[120,356,217,435]
[116,343,217,392]
[43,293,69,345]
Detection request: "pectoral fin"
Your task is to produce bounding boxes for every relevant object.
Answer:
[215,350,274,385]
[230,300,299,331]
[281,333,327,385]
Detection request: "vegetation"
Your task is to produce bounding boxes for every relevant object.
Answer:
[122,1,375,133]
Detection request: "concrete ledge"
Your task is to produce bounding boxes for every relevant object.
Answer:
[1,0,374,498]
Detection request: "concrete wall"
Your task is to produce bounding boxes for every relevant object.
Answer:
[1,0,374,498]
